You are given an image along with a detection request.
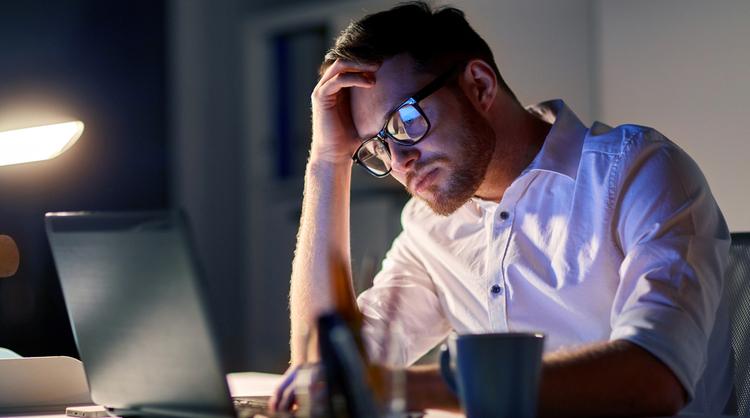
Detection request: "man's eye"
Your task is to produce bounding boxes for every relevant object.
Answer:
[398,105,420,122]
[375,141,388,155]
[388,117,406,135]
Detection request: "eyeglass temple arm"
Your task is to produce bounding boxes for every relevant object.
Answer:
[412,65,464,102]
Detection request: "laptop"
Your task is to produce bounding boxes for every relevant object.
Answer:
[45,211,272,418]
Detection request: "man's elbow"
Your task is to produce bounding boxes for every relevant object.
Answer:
[638,362,688,416]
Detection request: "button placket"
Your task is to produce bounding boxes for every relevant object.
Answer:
[487,207,511,331]
[490,172,537,332]
[485,207,505,331]
[491,206,514,331]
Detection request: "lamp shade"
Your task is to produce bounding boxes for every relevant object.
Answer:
[0,235,19,278]
[0,121,83,167]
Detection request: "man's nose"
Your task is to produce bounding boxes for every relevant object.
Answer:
[389,142,419,173]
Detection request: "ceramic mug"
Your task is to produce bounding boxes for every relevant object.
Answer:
[439,332,545,418]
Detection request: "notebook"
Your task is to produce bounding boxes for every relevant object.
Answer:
[0,356,92,414]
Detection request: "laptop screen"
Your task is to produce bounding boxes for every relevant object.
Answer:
[46,211,235,417]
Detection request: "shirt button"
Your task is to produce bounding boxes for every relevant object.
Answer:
[490,284,503,295]
[499,211,509,220]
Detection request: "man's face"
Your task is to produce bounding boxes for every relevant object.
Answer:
[350,55,495,216]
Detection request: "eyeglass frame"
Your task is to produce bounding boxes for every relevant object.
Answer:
[351,64,463,178]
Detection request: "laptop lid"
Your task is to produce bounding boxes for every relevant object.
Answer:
[45,211,235,418]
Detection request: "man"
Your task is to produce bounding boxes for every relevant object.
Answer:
[273,2,732,416]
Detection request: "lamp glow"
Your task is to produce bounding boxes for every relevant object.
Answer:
[0,121,83,167]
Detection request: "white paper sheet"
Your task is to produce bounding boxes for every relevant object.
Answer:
[226,372,284,397]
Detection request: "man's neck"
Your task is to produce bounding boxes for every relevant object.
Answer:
[474,100,551,202]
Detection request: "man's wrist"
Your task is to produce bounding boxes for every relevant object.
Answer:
[308,138,358,166]
[306,153,354,172]
[405,365,461,412]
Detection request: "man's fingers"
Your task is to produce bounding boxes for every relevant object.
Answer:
[314,59,379,103]
[277,383,297,413]
[269,366,298,413]
[319,59,379,85]
[314,71,374,103]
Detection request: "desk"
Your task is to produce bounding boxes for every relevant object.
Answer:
[0,372,734,418]
[226,373,461,418]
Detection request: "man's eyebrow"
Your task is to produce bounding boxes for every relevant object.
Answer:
[359,85,419,141]
[358,124,381,141]
[368,96,410,139]
[359,104,394,141]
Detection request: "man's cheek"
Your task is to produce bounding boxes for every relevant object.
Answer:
[391,173,408,188]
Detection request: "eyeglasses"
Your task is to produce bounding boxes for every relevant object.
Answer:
[352,66,462,177]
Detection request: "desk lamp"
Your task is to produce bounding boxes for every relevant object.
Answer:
[0,121,84,279]
[0,121,82,360]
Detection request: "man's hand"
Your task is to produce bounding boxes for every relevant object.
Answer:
[269,363,330,415]
[269,362,461,415]
[269,363,398,415]
[269,365,301,414]
[309,60,379,164]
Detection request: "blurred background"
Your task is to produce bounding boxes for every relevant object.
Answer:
[0,0,747,374]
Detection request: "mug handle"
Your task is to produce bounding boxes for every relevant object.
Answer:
[439,343,458,394]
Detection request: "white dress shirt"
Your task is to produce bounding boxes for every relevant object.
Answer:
[357,100,732,414]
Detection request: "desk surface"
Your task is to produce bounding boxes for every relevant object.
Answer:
[0,372,734,418]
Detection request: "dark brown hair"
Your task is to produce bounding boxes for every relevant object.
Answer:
[321,1,516,97]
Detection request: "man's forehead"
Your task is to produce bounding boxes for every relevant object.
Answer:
[350,55,427,138]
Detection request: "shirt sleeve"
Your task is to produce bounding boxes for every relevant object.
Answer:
[357,200,452,367]
[608,128,730,401]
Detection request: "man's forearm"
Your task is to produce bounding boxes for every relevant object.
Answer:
[289,158,356,364]
[538,340,685,417]
[404,340,685,417]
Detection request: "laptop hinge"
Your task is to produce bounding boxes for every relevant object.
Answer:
[107,405,233,418]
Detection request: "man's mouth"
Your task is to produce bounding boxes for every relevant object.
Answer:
[411,167,439,193]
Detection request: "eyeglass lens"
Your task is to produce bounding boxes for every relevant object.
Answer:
[387,104,429,142]
[356,138,391,176]
[358,104,430,175]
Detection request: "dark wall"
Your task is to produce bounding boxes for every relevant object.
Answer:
[0,1,167,357]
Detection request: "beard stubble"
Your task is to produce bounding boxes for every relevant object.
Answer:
[413,104,495,216]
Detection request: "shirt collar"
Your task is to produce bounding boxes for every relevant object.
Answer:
[466,99,588,216]
[524,99,588,181]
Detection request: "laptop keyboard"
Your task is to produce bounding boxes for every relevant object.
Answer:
[232,396,280,417]
[233,396,424,418]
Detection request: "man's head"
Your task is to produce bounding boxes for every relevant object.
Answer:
[349,54,497,215]
[321,1,515,98]
[327,2,522,215]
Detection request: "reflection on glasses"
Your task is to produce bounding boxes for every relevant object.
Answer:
[352,65,463,178]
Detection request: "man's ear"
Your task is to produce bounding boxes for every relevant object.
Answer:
[461,59,497,113]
